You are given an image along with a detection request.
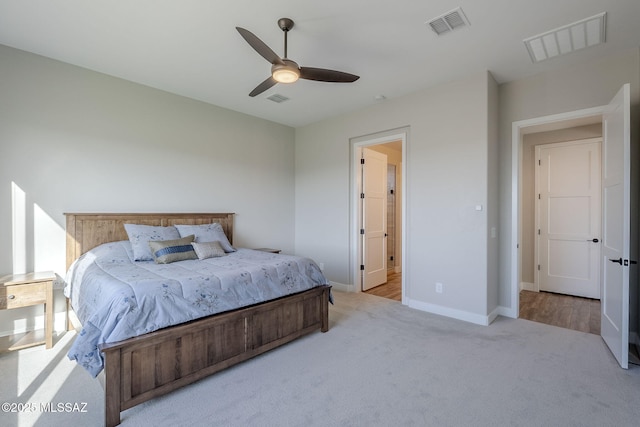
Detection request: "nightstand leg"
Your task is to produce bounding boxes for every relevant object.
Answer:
[66,299,74,331]
[45,280,53,349]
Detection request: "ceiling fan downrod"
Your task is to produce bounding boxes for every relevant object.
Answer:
[278,18,294,59]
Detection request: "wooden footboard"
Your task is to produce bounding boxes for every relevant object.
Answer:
[100,285,331,427]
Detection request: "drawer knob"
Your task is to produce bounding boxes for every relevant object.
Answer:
[8,295,15,299]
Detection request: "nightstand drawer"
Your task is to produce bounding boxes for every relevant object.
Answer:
[0,283,46,309]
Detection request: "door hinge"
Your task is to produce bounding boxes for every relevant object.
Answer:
[538,194,541,200]
[361,158,365,164]
[360,265,365,270]
[390,256,394,261]
[538,159,541,166]
[537,264,541,271]
[360,229,365,235]
[360,193,365,199]
[538,229,541,235]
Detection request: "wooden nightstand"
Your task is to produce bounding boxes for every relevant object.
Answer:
[254,248,281,253]
[0,271,55,350]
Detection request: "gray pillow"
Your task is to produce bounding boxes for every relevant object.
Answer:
[124,224,181,261]
[174,223,235,252]
[191,241,226,260]
[148,235,197,264]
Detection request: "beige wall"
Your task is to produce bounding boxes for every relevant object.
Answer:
[0,44,296,336]
[295,71,498,323]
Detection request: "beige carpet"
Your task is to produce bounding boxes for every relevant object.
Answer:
[2,290,640,426]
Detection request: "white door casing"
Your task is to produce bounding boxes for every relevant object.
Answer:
[536,140,602,299]
[601,84,631,369]
[362,148,387,291]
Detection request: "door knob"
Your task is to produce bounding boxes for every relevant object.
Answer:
[589,238,599,243]
[609,258,623,265]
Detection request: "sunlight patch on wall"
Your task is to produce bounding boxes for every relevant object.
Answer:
[11,182,65,275]
[11,181,26,274]
[34,204,65,273]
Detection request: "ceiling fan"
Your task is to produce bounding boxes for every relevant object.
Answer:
[236,18,360,97]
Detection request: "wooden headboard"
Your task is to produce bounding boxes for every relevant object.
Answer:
[65,212,234,269]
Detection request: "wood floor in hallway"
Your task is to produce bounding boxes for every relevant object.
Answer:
[519,290,600,335]
[364,272,401,301]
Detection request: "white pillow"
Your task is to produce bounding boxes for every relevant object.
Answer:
[124,224,180,261]
[174,223,235,252]
[191,241,226,260]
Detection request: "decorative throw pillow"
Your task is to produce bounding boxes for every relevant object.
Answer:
[124,224,181,261]
[174,223,235,252]
[191,241,226,260]
[148,235,197,264]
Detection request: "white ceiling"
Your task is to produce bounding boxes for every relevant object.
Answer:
[1,0,639,128]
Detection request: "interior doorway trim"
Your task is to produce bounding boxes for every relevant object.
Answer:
[350,127,408,303]
[510,106,605,318]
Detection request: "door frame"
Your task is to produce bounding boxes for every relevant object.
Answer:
[350,128,408,303]
[510,106,605,318]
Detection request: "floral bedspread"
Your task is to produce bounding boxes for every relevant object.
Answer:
[64,241,329,377]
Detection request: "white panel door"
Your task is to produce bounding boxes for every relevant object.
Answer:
[362,148,387,291]
[601,84,631,369]
[536,140,601,299]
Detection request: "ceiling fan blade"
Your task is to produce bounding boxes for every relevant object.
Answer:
[249,76,278,97]
[299,67,360,83]
[236,27,285,66]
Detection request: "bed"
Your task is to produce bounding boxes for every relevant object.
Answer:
[64,213,331,427]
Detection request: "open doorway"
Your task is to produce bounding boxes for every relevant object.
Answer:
[512,85,634,370]
[350,129,406,303]
[519,125,603,334]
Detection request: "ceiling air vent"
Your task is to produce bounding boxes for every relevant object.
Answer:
[523,12,607,63]
[427,7,470,36]
[267,93,290,103]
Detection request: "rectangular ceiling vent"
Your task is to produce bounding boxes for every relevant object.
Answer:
[427,7,470,36]
[267,93,290,103]
[524,12,607,63]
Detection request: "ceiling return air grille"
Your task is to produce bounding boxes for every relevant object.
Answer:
[524,12,607,63]
[267,94,290,103]
[427,7,470,36]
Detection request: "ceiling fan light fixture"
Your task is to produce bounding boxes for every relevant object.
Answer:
[272,63,300,83]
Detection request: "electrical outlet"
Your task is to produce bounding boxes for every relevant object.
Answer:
[435,282,443,293]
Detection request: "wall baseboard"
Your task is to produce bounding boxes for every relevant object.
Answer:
[407,298,496,326]
[328,281,352,293]
[520,282,536,292]
[493,305,517,320]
